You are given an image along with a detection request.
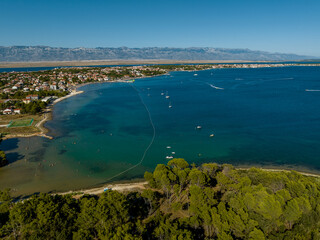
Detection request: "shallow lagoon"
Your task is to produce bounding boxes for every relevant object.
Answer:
[1,66,320,196]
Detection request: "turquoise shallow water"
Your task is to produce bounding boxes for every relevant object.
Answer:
[1,66,320,196]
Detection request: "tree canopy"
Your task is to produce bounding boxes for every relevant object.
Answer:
[0,136,7,167]
[1,159,320,239]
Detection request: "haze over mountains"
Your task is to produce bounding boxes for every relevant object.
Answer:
[0,46,314,62]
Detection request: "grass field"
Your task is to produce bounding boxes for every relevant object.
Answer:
[7,118,34,128]
[0,114,41,137]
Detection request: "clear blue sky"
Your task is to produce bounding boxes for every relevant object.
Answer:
[1,0,320,56]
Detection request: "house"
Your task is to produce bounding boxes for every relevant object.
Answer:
[23,98,31,104]
[41,96,52,103]
[29,95,39,100]
[23,95,38,104]
[3,108,13,114]
[50,83,57,90]
[13,109,21,114]
[3,88,11,94]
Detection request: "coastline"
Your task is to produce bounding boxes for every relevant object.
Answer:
[59,180,148,196]
[5,61,319,141]
[1,90,85,140]
[2,73,168,140]
[2,65,320,198]
[1,71,168,141]
[0,59,259,69]
[38,90,85,137]
[56,166,320,197]
[236,167,320,178]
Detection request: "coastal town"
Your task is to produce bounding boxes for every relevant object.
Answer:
[0,62,319,139]
[0,64,214,138]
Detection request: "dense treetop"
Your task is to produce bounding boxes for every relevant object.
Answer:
[1,159,320,239]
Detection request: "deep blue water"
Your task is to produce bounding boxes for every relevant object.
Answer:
[1,66,320,195]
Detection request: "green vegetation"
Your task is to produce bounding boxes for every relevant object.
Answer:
[0,100,47,114]
[1,159,320,239]
[0,80,6,88]
[0,136,7,167]
[7,119,33,128]
[154,64,213,71]
[0,114,43,137]
[23,101,47,114]
[0,90,67,100]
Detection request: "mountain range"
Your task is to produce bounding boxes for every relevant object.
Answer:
[0,46,314,62]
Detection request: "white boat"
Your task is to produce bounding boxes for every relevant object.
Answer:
[166,156,174,160]
[166,146,171,149]
[169,102,172,108]
[196,126,202,129]
[161,92,165,95]
[194,74,198,76]
[210,134,215,137]
[165,95,170,99]
[172,152,176,154]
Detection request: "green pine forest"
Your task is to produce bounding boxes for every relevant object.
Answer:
[1,158,320,239]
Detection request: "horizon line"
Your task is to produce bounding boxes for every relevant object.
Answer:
[0,45,317,58]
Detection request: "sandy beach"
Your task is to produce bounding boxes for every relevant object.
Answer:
[37,90,85,137]
[52,90,84,105]
[59,181,148,196]
[55,166,320,198]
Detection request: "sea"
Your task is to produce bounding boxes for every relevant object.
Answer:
[1,66,320,196]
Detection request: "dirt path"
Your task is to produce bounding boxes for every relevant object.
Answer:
[59,181,148,196]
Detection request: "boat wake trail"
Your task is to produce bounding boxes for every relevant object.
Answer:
[305,89,320,92]
[105,84,156,182]
[191,79,224,90]
[208,83,224,90]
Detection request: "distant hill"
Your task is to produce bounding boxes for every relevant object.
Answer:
[0,46,314,62]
